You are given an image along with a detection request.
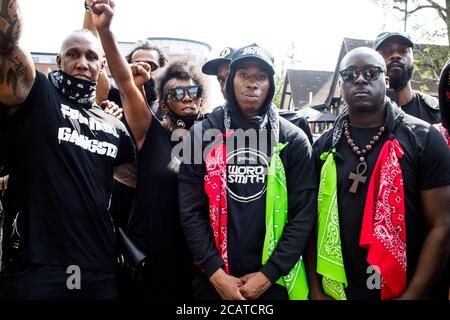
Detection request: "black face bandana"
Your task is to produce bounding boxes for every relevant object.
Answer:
[49,70,97,106]
[167,111,200,130]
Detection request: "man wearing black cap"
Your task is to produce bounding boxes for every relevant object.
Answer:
[373,32,440,124]
[202,47,235,100]
[203,47,314,143]
[179,44,316,300]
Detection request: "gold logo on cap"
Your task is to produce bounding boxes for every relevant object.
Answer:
[220,48,231,58]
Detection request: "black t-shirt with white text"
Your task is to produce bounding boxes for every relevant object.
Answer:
[225,126,272,277]
[0,71,135,272]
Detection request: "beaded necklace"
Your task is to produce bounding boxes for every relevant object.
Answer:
[343,118,385,193]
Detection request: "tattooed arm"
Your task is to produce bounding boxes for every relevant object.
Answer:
[0,0,35,112]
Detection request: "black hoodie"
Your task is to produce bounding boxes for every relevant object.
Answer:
[178,61,317,296]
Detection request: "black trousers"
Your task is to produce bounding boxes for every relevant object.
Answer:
[0,263,118,300]
[117,260,194,300]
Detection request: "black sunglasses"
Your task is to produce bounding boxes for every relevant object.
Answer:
[134,60,159,72]
[166,85,203,102]
[339,66,385,82]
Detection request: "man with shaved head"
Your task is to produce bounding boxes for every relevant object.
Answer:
[306,47,450,300]
[0,0,146,299]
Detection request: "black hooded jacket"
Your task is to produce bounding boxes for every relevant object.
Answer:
[224,63,275,129]
[178,61,317,293]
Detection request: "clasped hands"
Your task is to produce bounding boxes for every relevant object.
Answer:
[209,268,272,300]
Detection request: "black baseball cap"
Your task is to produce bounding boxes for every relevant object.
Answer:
[202,47,235,75]
[229,43,275,75]
[373,32,414,50]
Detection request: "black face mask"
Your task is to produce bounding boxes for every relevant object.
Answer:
[167,112,200,130]
[49,70,96,106]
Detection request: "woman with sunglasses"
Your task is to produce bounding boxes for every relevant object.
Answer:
[122,58,207,300]
[81,1,200,300]
[159,69,205,131]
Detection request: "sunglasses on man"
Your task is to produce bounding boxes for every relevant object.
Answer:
[339,66,385,82]
[166,85,203,102]
[133,60,159,72]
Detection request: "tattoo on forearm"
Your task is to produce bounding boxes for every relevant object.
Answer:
[0,0,20,53]
[10,55,27,92]
[0,52,30,95]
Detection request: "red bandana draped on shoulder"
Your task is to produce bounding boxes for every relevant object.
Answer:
[434,123,450,149]
[204,131,234,273]
[360,139,407,300]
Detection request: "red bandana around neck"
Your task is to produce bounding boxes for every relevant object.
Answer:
[204,131,234,273]
[359,139,407,300]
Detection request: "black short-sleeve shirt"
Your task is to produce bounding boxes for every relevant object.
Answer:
[313,112,450,299]
[401,92,440,125]
[0,71,135,272]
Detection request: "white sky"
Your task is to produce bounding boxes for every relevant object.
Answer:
[18,0,447,106]
[19,0,447,70]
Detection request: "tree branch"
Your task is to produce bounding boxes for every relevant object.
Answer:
[424,0,445,12]
[423,0,447,20]
[407,5,437,15]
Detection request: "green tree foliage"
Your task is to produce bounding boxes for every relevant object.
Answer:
[414,43,449,80]
[373,0,449,45]
[373,0,449,92]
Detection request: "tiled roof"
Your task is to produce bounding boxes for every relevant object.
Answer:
[284,69,333,109]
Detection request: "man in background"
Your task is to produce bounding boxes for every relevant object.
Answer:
[374,32,440,124]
